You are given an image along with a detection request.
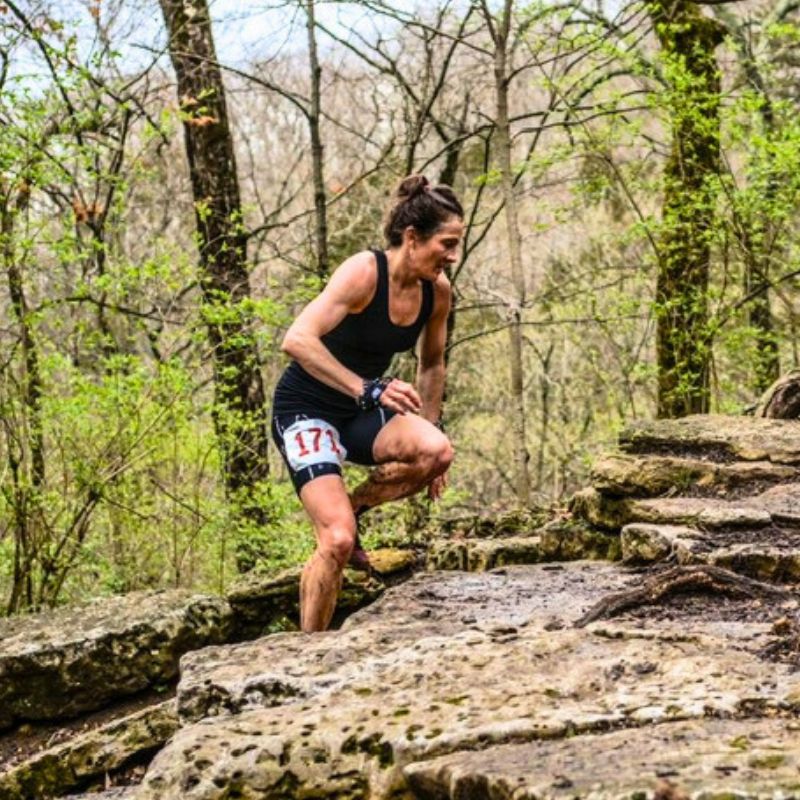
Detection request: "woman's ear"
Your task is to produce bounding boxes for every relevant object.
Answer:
[403,225,418,247]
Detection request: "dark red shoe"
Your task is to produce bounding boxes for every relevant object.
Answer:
[349,532,373,575]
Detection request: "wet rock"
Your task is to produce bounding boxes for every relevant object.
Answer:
[0,592,231,729]
[404,717,800,799]
[133,563,800,800]
[0,700,176,800]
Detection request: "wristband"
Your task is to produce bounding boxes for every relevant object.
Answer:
[356,377,392,411]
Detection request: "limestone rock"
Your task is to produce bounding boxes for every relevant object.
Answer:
[753,483,800,524]
[0,592,232,729]
[592,453,798,496]
[572,488,772,531]
[538,520,620,561]
[426,535,544,571]
[710,544,800,583]
[404,717,800,799]
[0,700,177,800]
[620,523,706,564]
[133,563,800,800]
[368,548,417,576]
[620,414,800,464]
[426,523,619,572]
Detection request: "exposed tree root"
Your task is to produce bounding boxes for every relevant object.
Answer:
[759,615,800,670]
[575,564,794,628]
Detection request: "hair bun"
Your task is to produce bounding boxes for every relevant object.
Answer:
[396,174,429,200]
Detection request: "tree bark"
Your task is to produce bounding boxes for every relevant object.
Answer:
[739,53,780,393]
[489,0,531,505]
[158,0,270,524]
[305,0,329,279]
[2,185,45,613]
[651,0,724,418]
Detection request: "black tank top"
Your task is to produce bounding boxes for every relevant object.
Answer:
[273,249,434,417]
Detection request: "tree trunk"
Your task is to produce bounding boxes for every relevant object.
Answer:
[158,0,271,530]
[1,186,45,613]
[305,0,329,279]
[651,0,724,418]
[740,64,780,393]
[491,0,531,505]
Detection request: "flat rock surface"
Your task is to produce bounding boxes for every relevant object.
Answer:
[620,414,800,463]
[134,563,800,800]
[0,591,232,729]
[404,717,800,799]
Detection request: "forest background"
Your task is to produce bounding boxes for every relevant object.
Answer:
[1,0,799,614]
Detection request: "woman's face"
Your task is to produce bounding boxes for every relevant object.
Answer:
[409,216,465,280]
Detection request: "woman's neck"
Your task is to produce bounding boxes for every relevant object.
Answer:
[385,246,420,287]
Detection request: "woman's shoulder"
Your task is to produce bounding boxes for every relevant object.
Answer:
[324,250,379,309]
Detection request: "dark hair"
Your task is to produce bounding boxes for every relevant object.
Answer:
[383,175,464,247]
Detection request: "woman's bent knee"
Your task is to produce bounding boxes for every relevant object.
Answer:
[317,525,356,566]
[418,434,453,478]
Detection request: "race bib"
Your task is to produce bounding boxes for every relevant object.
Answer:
[282,418,347,471]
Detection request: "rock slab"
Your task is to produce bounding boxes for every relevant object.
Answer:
[133,563,800,799]
[0,591,231,729]
[0,700,177,800]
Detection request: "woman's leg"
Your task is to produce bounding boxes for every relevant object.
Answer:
[349,413,453,512]
[298,474,357,632]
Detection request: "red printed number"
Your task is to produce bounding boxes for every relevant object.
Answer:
[294,427,340,456]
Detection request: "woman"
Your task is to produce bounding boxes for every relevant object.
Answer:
[272,175,464,632]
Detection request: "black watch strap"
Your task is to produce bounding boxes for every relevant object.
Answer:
[356,377,391,411]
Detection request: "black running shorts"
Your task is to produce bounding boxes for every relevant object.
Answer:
[271,406,396,494]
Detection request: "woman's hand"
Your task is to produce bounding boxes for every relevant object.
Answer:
[379,378,422,414]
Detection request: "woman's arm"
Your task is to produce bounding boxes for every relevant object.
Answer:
[416,274,452,424]
[281,253,373,399]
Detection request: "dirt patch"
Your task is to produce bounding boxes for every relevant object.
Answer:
[615,590,783,626]
[620,441,738,464]
[0,685,175,773]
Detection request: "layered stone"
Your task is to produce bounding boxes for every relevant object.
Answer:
[0,700,177,800]
[0,592,232,729]
[591,453,799,497]
[619,414,800,463]
[426,523,619,572]
[571,488,772,531]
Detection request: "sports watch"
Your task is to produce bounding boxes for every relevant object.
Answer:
[356,377,392,411]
